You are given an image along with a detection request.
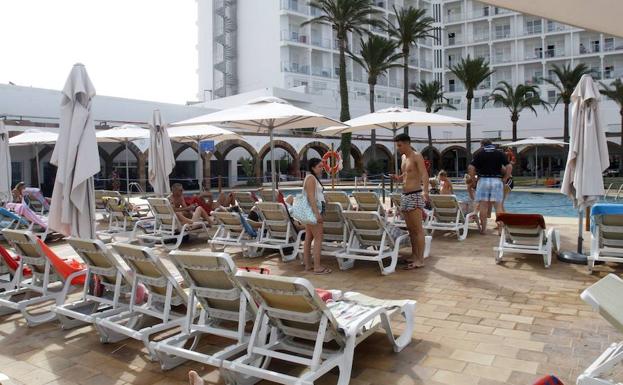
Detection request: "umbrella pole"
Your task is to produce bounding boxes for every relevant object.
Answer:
[393,126,399,175]
[535,146,538,186]
[125,141,130,194]
[197,139,203,192]
[35,143,41,190]
[270,128,277,201]
[558,208,588,264]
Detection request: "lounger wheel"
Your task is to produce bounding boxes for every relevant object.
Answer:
[587,258,596,273]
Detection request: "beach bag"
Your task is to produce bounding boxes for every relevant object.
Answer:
[292,191,318,224]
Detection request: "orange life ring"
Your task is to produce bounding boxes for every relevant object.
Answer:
[322,151,342,175]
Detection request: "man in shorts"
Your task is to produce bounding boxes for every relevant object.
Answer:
[391,134,429,269]
[469,139,510,233]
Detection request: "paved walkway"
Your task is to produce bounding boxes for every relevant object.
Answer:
[0,216,621,385]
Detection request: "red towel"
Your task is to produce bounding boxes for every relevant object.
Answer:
[315,289,333,302]
[184,196,212,215]
[532,375,563,385]
[0,244,32,277]
[37,239,86,285]
[496,213,546,229]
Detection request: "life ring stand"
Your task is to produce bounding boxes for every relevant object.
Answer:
[322,151,342,175]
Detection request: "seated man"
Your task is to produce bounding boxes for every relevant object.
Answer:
[169,183,212,226]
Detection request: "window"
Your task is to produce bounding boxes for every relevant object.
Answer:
[525,19,542,34]
[11,162,22,187]
[495,24,511,39]
[547,90,557,104]
[605,37,615,51]
[449,79,456,92]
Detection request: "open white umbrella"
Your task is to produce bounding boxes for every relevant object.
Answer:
[9,129,59,189]
[0,121,11,201]
[318,107,469,174]
[501,137,566,185]
[48,63,100,238]
[148,110,175,196]
[96,124,150,193]
[560,74,610,263]
[172,97,343,199]
[168,124,240,191]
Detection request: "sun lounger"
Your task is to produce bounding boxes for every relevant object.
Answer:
[209,210,259,252]
[319,202,349,256]
[24,187,50,215]
[0,243,32,292]
[0,207,29,232]
[352,191,385,216]
[494,213,559,268]
[95,190,122,218]
[325,191,353,210]
[133,197,209,250]
[235,191,258,215]
[389,193,405,226]
[5,202,56,241]
[246,202,304,262]
[98,196,152,240]
[0,372,13,385]
[259,189,279,203]
[577,274,623,385]
[150,251,258,370]
[51,238,135,330]
[588,203,623,272]
[95,243,191,362]
[423,194,479,241]
[0,229,86,326]
[337,211,431,275]
[223,272,416,385]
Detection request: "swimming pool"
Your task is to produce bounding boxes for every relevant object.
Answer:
[281,188,579,217]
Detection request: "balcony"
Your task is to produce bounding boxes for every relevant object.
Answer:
[469,7,490,19]
[544,47,566,58]
[420,59,433,70]
[603,69,623,79]
[445,11,464,23]
[280,0,305,14]
[471,32,490,43]
[492,54,514,64]
[447,35,464,46]
[373,0,386,9]
[310,36,332,49]
[546,21,568,33]
[525,76,543,85]
[523,26,542,36]
[579,43,600,55]
[524,51,543,61]
[447,83,464,93]
[311,66,332,78]
[281,30,309,44]
[282,62,310,75]
[493,29,512,40]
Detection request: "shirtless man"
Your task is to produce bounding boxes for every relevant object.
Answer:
[169,183,212,226]
[391,134,429,269]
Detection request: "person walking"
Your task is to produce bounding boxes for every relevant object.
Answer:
[469,139,510,233]
[302,158,331,275]
[391,134,429,269]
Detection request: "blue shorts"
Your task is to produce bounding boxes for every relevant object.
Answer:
[475,177,504,202]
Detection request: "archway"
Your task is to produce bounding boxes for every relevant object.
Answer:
[171,144,200,190]
[110,143,142,192]
[421,146,442,175]
[441,146,468,177]
[363,144,392,176]
[518,145,566,178]
[299,141,330,174]
[258,140,300,182]
[215,140,260,187]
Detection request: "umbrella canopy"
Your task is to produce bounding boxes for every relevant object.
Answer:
[168,124,241,191]
[172,96,343,197]
[48,64,100,238]
[318,107,469,173]
[562,74,610,209]
[0,121,11,201]
[502,137,567,185]
[148,110,175,196]
[9,128,59,189]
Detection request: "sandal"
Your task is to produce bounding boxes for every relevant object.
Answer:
[403,260,424,270]
[313,266,332,275]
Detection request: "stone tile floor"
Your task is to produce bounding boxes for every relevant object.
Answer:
[1,216,622,385]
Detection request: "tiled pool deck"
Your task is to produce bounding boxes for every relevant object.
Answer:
[1,216,621,385]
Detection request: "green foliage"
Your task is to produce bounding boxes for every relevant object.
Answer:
[366,159,385,175]
[449,55,495,100]
[542,63,591,106]
[240,157,260,186]
[409,80,455,113]
[348,35,402,86]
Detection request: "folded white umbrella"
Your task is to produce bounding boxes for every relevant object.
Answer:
[49,64,100,238]
[168,124,241,191]
[502,137,566,185]
[148,110,175,196]
[318,107,469,173]
[0,121,11,201]
[9,128,59,189]
[96,124,150,193]
[172,96,343,198]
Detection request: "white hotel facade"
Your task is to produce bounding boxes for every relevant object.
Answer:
[196,0,623,175]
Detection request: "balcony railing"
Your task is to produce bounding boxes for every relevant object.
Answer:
[525,76,543,85]
[447,36,464,46]
[281,30,309,44]
[544,47,566,58]
[471,32,490,43]
[579,44,600,55]
[310,37,332,49]
[492,54,514,64]
[524,51,543,61]
[282,62,310,75]
[603,70,623,79]
[523,26,542,36]
[447,84,465,93]
[280,0,304,13]
[546,21,568,33]
[445,12,464,23]
[311,66,332,78]
[469,8,490,19]
[493,29,512,39]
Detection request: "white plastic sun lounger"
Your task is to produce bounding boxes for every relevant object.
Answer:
[337,211,431,275]
[95,243,192,362]
[235,191,258,215]
[51,238,135,330]
[246,202,304,262]
[209,210,258,253]
[318,202,350,257]
[578,274,623,385]
[325,191,353,211]
[150,251,259,371]
[352,191,385,217]
[589,208,623,272]
[423,194,479,241]
[223,272,416,385]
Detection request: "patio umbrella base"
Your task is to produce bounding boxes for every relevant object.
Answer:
[557,251,600,265]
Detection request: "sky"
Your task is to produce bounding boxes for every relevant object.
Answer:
[0,0,197,104]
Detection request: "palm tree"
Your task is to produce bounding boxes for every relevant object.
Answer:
[542,63,591,144]
[409,80,455,149]
[449,55,494,163]
[600,79,623,173]
[387,5,435,134]
[349,35,403,160]
[305,0,381,170]
[484,82,550,147]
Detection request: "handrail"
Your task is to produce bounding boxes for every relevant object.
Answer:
[615,184,623,201]
[605,183,613,199]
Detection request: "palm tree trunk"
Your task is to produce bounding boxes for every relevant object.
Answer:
[466,96,473,164]
[338,37,352,170]
[370,82,376,160]
[620,109,623,174]
[427,126,433,148]
[563,102,570,144]
[512,116,518,159]
[402,46,410,135]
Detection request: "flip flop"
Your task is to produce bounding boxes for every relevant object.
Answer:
[313,266,332,275]
[403,261,424,270]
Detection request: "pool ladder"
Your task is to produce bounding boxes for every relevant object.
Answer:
[604,183,623,201]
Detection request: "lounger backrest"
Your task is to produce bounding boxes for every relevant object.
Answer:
[323,202,347,241]
[497,213,545,245]
[235,192,257,214]
[0,208,28,229]
[325,191,351,210]
[1,229,47,274]
[256,202,294,240]
[95,190,121,209]
[213,211,244,235]
[147,197,179,231]
[170,251,256,322]
[259,190,277,203]
[595,214,623,247]
[111,243,187,304]
[353,192,382,212]
[106,197,131,221]
[236,272,344,345]
[342,211,394,248]
[430,195,463,222]
[67,238,131,287]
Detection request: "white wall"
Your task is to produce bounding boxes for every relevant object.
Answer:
[196,0,213,101]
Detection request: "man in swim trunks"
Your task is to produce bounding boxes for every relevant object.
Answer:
[169,183,213,226]
[470,139,510,233]
[391,134,429,269]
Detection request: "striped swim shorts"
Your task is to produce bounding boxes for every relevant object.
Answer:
[401,190,426,212]
[475,177,504,202]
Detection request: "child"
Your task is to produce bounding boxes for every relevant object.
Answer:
[438,170,454,195]
[429,178,440,195]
